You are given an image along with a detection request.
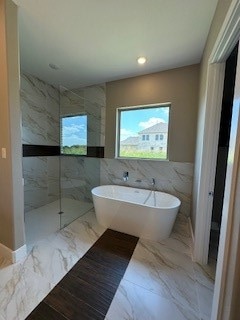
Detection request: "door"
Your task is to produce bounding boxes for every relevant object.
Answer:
[209,44,238,261]
[211,40,240,320]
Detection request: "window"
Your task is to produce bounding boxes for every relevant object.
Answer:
[61,114,87,155]
[117,103,170,159]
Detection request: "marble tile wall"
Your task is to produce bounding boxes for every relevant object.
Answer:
[81,84,106,147]
[60,84,106,147]
[100,158,194,216]
[60,156,100,202]
[21,73,60,146]
[22,156,60,213]
[21,73,60,212]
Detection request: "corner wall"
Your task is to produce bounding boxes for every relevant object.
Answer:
[21,73,60,212]
[0,0,25,253]
[192,0,233,232]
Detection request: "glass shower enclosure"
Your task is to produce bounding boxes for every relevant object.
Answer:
[22,73,103,247]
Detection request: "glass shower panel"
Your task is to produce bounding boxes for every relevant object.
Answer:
[60,87,94,228]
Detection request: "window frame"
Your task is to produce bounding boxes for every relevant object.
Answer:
[116,102,171,160]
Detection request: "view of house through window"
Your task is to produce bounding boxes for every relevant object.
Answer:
[117,104,170,159]
[61,114,87,155]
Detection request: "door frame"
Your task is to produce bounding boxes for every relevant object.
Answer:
[193,62,225,264]
[192,0,240,318]
[211,52,240,318]
[193,0,240,264]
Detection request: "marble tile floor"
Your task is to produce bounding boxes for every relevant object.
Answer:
[0,210,215,320]
[25,198,93,249]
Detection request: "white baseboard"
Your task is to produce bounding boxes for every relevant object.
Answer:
[0,242,27,263]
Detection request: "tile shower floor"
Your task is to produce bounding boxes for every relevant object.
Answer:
[0,210,215,320]
[25,198,93,248]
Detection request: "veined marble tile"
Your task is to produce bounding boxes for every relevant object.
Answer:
[24,174,47,192]
[124,239,199,319]
[60,198,93,228]
[170,162,194,182]
[0,210,104,320]
[21,87,47,145]
[23,237,79,288]
[60,177,85,189]
[47,178,60,203]
[23,157,47,177]
[0,261,51,320]
[83,158,100,200]
[60,156,100,201]
[60,186,85,202]
[82,84,106,106]
[21,73,46,109]
[159,213,192,257]
[0,262,27,319]
[136,160,193,183]
[21,115,47,145]
[24,188,48,212]
[100,106,106,146]
[161,212,192,257]
[47,156,60,178]
[172,212,191,238]
[61,209,106,255]
[85,100,102,119]
[161,179,192,203]
[88,125,101,146]
[46,118,60,145]
[24,201,60,247]
[23,209,102,299]
[193,261,215,320]
[60,88,84,116]
[106,279,198,320]
[61,156,84,179]
[46,85,59,145]
[100,158,193,216]
[100,158,138,185]
[46,84,60,112]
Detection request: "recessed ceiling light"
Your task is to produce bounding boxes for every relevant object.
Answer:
[137,57,147,65]
[49,63,59,70]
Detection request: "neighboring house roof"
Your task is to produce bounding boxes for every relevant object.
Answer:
[139,122,168,134]
[121,136,139,145]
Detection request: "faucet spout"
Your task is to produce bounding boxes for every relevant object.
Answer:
[151,178,155,188]
[123,171,129,181]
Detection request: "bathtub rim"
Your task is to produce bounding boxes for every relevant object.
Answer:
[91,184,181,210]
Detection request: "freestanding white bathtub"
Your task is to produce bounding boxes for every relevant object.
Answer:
[91,185,181,241]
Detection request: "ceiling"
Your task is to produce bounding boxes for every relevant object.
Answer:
[13,0,218,89]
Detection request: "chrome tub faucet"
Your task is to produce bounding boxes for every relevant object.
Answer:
[123,171,129,181]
